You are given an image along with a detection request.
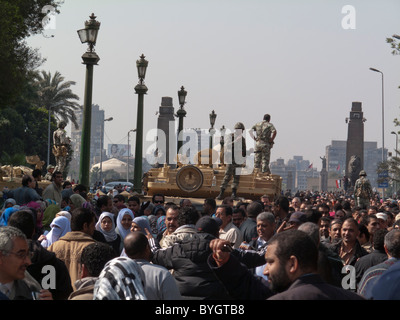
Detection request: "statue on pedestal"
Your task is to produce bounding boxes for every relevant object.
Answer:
[52,121,70,175]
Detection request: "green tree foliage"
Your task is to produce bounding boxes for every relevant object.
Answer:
[0,0,60,108]
[34,70,81,129]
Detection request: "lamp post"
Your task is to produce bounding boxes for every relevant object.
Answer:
[370,67,385,199]
[133,54,149,193]
[209,110,217,150]
[47,106,53,167]
[127,129,136,182]
[176,86,187,160]
[391,131,398,194]
[77,13,100,189]
[99,117,113,184]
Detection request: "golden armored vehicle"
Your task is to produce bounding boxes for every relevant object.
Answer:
[144,149,282,201]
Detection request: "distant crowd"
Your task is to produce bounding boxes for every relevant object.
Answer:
[1,170,400,300]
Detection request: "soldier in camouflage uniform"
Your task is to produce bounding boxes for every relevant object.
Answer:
[354,170,373,209]
[216,122,246,200]
[251,114,277,174]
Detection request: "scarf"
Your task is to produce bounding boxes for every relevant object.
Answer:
[132,216,151,235]
[116,208,134,240]
[157,215,166,234]
[42,204,60,231]
[41,216,71,248]
[0,206,20,226]
[96,212,118,242]
[93,257,147,300]
[70,194,86,208]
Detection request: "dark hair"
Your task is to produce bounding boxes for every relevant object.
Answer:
[80,242,116,277]
[96,195,111,209]
[359,214,377,227]
[70,207,95,231]
[218,204,233,217]
[222,197,234,205]
[233,207,246,218]
[373,229,388,251]
[114,194,125,202]
[246,201,263,218]
[178,206,200,226]
[358,224,370,242]
[320,216,332,225]
[304,208,322,224]
[22,175,33,187]
[63,181,72,189]
[152,193,165,203]
[204,198,216,210]
[128,196,140,204]
[52,170,63,179]
[7,210,35,239]
[32,169,42,179]
[73,184,87,193]
[269,230,318,272]
[343,217,359,230]
[274,196,289,213]
[124,232,148,259]
[263,114,271,121]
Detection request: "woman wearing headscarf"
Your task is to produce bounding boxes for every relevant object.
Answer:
[55,210,71,223]
[41,216,71,249]
[96,212,122,255]
[0,198,16,213]
[0,206,20,226]
[131,216,152,235]
[42,204,61,233]
[70,194,86,210]
[115,208,134,241]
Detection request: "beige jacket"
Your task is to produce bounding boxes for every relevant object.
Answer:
[47,231,96,290]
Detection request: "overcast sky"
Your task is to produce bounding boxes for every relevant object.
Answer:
[27,0,400,170]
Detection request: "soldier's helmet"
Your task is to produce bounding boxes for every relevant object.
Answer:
[359,170,367,176]
[234,122,245,130]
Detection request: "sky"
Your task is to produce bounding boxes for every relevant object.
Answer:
[27,0,400,171]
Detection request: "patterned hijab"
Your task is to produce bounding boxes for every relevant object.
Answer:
[93,257,147,300]
[96,212,118,242]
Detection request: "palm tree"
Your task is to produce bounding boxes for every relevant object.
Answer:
[34,70,81,129]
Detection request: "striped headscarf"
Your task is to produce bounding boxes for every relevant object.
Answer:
[93,257,147,300]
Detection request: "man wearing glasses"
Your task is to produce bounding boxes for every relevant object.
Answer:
[0,226,52,300]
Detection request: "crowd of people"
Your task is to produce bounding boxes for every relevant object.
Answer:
[1,170,400,300]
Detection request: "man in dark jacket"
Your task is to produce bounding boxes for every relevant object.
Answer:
[8,210,73,300]
[208,229,365,300]
[151,215,232,299]
[355,229,388,285]
[329,217,368,266]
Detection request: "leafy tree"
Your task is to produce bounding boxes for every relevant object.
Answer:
[384,35,400,195]
[0,0,61,108]
[34,70,81,129]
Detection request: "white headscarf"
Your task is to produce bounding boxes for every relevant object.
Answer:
[56,211,71,222]
[41,216,71,248]
[116,208,134,240]
[96,212,118,242]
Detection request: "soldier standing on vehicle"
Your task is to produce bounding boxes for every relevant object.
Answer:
[250,114,277,174]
